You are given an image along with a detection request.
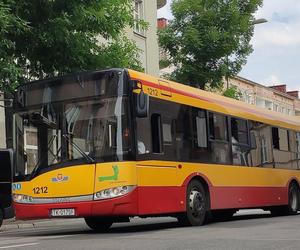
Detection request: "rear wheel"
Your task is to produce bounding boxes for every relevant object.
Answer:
[287,183,300,214]
[84,217,113,232]
[177,180,208,226]
[271,183,300,216]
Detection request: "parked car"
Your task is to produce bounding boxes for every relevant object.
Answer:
[0,149,14,227]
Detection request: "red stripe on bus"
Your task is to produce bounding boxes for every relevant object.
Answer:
[210,186,288,209]
[14,185,288,220]
[137,185,288,213]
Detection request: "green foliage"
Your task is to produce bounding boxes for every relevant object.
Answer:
[0,0,142,92]
[0,1,28,92]
[223,85,242,100]
[159,0,263,89]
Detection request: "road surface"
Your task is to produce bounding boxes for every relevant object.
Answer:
[1,210,300,250]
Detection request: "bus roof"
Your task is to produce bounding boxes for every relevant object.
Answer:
[128,69,300,132]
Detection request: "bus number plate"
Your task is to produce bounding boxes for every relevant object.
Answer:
[50,208,75,217]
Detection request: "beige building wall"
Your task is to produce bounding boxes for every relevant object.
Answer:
[228,76,298,116]
[125,0,165,76]
[0,92,6,148]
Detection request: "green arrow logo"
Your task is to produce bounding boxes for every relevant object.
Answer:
[99,165,119,182]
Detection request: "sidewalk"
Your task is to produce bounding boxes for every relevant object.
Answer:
[1,218,83,231]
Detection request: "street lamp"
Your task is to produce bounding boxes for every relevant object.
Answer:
[225,18,268,89]
[252,18,268,25]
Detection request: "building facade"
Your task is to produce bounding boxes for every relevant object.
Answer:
[126,0,166,76]
[228,76,300,116]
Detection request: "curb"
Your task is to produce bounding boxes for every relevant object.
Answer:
[1,218,83,231]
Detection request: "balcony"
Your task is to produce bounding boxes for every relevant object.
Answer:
[157,0,167,9]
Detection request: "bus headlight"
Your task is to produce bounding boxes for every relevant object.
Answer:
[13,194,34,204]
[93,185,136,200]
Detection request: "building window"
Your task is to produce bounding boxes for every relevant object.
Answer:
[134,0,145,36]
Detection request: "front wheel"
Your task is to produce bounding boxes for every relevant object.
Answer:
[177,180,208,226]
[84,217,113,232]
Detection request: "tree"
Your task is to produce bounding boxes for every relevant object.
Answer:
[0,1,28,92]
[222,85,242,100]
[159,0,263,89]
[0,0,142,92]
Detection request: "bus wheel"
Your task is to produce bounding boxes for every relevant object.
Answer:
[287,183,300,215]
[84,217,113,232]
[0,209,3,228]
[271,183,300,216]
[177,180,208,226]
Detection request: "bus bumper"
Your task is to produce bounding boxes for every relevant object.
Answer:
[14,189,138,220]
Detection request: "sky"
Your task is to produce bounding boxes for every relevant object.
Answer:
[158,0,300,92]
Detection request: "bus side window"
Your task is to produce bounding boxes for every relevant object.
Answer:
[195,109,207,148]
[231,118,250,166]
[249,121,262,167]
[297,132,300,169]
[272,127,293,169]
[208,112,230,164]
[259,125,273,168]
[288,131,299,170]
[151,114,163,153]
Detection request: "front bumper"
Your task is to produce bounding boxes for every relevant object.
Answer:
[14,189,138,220]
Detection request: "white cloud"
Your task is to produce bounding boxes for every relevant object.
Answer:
[157,0,173,20]
[252,0,300,47]
[252,22,300,47]
[241,0,300,92]
[256,0,300,22]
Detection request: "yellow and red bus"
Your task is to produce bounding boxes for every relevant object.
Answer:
[12,69,300,230]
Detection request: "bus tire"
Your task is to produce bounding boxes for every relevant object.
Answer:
[84,217,113,232]
[271,183,300,216]
[0,209,3,228]
[287,183,300,214]
[177,180,208,226]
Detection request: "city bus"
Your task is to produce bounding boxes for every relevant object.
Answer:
[12,69,300,231]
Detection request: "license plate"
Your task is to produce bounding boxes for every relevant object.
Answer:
[50,208,75,217]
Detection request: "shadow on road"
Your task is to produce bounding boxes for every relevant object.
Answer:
[16,212,287,238]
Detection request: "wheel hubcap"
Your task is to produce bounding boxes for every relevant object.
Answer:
[189,189,205,217]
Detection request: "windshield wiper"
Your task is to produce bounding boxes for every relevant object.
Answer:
[30,134,58,179]
[63,134,95,164]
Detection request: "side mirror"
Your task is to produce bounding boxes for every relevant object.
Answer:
[136,90,149,118]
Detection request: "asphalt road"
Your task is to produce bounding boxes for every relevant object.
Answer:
[1,210,300,250]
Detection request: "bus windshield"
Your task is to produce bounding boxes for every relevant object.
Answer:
[14,71,132,180]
